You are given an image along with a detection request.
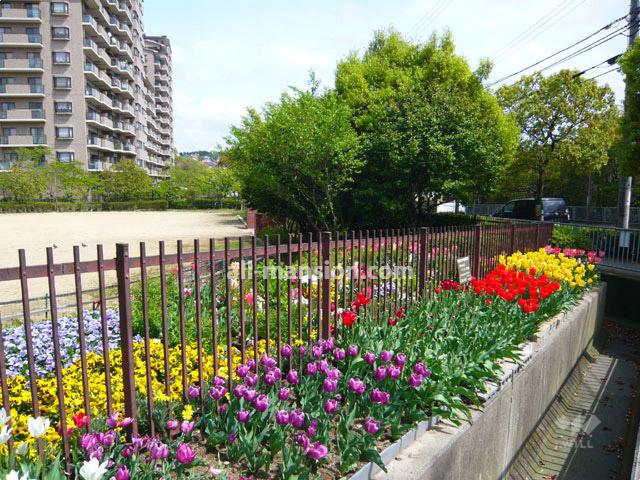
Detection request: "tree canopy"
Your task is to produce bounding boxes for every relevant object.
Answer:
[497,70,618,202]
[618,37,640,176]
[99,159,153,201]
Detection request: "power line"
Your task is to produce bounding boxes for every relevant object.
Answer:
[490,16,636,87]
[493,0,585,62]
[572,54,623,78]
[407,0,449,37]
[586,66,621,81]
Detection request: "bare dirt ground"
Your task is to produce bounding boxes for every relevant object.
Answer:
[0,210,252,320]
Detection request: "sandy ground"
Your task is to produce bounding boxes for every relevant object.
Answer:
[0,210,252,319]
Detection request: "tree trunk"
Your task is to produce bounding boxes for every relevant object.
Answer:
[535,168,545,221]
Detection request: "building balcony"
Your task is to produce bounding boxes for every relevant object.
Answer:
[0,57,43,72]
[84,62,113,90]
[0,32,42,48]
[85,87,113,110]
[0,109,45,122]
[87,137,134,155]
[83,38,112,68]
[0,134,46,146]
[0,84,45,97]
[0,7,41,22]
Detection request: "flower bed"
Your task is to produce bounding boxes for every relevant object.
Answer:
[0,248,599,479]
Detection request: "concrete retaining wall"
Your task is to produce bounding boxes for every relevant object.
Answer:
[371,284,606,480]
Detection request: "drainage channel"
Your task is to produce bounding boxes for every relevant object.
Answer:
[506,319,640,480]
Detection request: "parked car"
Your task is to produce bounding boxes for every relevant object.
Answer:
[493,198,570,222]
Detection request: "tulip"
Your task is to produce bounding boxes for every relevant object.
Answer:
[294,432,310,450]
[73,411,90,429]
[247,359,257,371]
[307,419,318,437]
[348,378,366,395]
[324,398,338,415]
[278,387,290,400]
[253,394,269,412]
[79,458,109,480]
[181,421,195,434]
[233,384,247,398]
[394,353,407,366]
[289,409,305,429]
[176,443,197,464]
[322,378,338,393]
[236,364,250,378]
[209,467,222,478]
[409,373,424,388]
[311,345,323,359]
[324,338,335,351]
[218,403,229,415]
[237,410,251,423]
[0,426,11,445]
[243,388,256,403]
[380,350,393,363]
[264,371,277,386]
[150,442,169,460]
[166,419,179,430]
[244,373,258,387]
[387,365,401,380]
[228,432,236,443]
[286,369,299,385]
[413,362,431,377]
[281,344,293,357]
[115,465,129,480]
[317,359,329,374]
[307,442,328,460]
[326,368,341,380]
[89,446,104,461]
[370,388,390,405]
[260,354,277,369]
[347,345,359,357]
[213,375,226,387]
[188,385,200,399]
[305,363,318,376]
[373,366,387,382]
[298,346,307,355]
[117,417,133,428]
[209,385,227,401]
[27,416,50,439]
[364,417,380,435]
[333,348,346,361]
[0,408,10,426]
[363,352,376,365]
[275,410,289,425]
[99,430,116,447]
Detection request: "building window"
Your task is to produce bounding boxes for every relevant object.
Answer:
[55,127,73,139]
[56,151,74,163]
[52,52,70,64]
[51,27,70,40]
[50,2,69,15]
[53,76,71,89]
[54,101,72,113]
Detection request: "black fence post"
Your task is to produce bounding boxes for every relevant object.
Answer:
[418,227,428,298]
[509,223,516,254]
[115,243,138,437]
[320,232,332,339]
[472,225,482,278]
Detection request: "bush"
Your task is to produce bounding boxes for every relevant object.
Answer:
[0,200,168,213]
[551,225,596,251]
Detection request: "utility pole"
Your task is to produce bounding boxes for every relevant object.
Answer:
[620,0,638,229]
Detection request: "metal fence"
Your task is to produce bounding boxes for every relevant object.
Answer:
[0,222,552,465]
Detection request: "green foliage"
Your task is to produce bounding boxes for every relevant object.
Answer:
[44,161,95,200]
[227,86,362,231]
[551,225,594,250]
[617,38,640,176]
[98,159,153,201]
[335,30,518,227]
[497,70,618,201]
[157,157,239,203]
[0,199,168,213]
[0,147,51,202]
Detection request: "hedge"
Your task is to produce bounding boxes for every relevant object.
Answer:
[0,200,169,213]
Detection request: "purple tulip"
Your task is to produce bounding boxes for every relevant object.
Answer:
[121,445,135,458]
[150,442,169,460]
[264,371,278,386]
[317,359,329,374]
[363,352,376,365]
[228,432,236,443]
[324,338,335,351]
[253,394,269,412]
[294,432,310,450]
[307,419,319,437]
[89,446,104,461]
[115,465,129,480]
[237,410,251,423]
[322,378,338,393]
[380,350,393,363]
[347,345,359,357]
[243,388,257,403]
[236,364,250,378]
[286,369,299,385]
[326,368,341,380]
[409,373,424,388]
[106,412,120,429]
[247,359,257,371]
[281,344,293,357]
[414,362,432,378]
[370,388,390,404]
[278,387,290,401]
[244,373,258,387]
[218,403,229,415]
[118,417,133,428]
[364,417,380,435]
[305,363,317,376]
[213,375,226,387]
[311,345,323,359]
[176,443,197,464]
[209,385,227,401]
[387,365,401,380]
[275,410,289,425]
[374,366,387,381]
[233,384,247,398]
[100,430,116,447]
[333,348,346,361]
[299,346,307,355]
[324,398,338,415]
[188,385,200,399]
[261,354,277,369]
[271,367,282,380]
[348,377,366,395]
[394,353,407,366]
[290,409,305,429]
[307,442,328,460]
[181,421,195,434]
[80,433,98,451]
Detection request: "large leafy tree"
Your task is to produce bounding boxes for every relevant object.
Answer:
[335,30,518,227]
[44,161,94,200]
[497,70,618,203]
[0,147,50,202]
[99,159,152,201]
[618,38,640,176]
[226,87,362,231]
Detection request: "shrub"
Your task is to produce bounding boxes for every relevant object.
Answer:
[551,225,595,251]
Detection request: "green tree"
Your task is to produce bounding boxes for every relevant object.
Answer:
[158,156,212,202]
[44,161,94,200]
[335,30,518,227]
[98,159,152,201]
[618,38,640,176]
[226,87,362,230]
[0,147,50,202]
[497,70,618,204]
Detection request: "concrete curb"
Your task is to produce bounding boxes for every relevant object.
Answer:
[347,285,606,480]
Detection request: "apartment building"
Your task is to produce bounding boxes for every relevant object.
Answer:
[0,0,174,178]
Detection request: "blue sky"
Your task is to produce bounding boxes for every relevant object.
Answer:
[143,0,629,152]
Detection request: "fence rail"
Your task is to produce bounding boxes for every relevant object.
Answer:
[0,222,552,466]
[469,204,640,226]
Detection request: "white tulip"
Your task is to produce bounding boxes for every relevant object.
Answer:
[27,416,50,439]
[79,458,109,480]
[6,471,32,480]
[0,408,10,426]
[15,441,28,456]
[0,425,12,444]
